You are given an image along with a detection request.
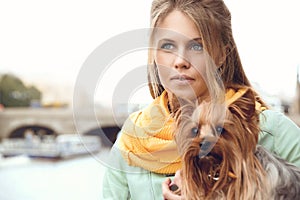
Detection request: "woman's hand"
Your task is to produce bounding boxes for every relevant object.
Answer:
[162,170,182,200]
[162,178,182,200]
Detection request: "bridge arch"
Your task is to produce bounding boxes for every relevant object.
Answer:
[83,126,121,147]
[9,125,56,138]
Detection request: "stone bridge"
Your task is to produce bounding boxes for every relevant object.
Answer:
[0,107,128,146]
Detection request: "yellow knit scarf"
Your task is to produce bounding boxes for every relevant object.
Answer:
[118,91,179,174]
[118,88,264,174]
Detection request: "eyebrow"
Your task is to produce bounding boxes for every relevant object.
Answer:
[158,38,175,43]
[158,37,202,43]
[191,37,202,43]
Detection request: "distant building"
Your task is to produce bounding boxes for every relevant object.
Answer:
[293,67,300,114]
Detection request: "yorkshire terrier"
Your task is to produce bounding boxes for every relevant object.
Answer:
[173,88,300,200]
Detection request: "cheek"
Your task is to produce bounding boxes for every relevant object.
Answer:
[191,58,209,98]
[157,65,168,84]
[190,56,206,76]
[156,64,177,90]
[155,51,175,85]
[192,63,207,89]
[155,50,173,67]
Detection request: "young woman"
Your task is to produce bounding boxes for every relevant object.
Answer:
[102,0,300,199]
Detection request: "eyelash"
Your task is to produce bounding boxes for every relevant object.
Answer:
[189,43,203,51]
[160,43,175,50]
[160,42,203,51]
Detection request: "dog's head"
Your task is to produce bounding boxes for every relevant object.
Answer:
[175,88,262,199]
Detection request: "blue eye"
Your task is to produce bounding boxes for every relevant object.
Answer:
[191,127,199,137]
[161,43,175,50]
[190,43,203,51]
[216,126,223,134]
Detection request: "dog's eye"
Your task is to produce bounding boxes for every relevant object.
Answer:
[191,127,199,137]
[215,126,223,134]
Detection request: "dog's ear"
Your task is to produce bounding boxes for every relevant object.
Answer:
[227,87,260,143]
[227,88,257,121]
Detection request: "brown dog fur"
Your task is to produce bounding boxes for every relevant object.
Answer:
[174,88,300,199]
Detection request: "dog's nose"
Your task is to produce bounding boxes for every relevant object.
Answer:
[200,141,212,151]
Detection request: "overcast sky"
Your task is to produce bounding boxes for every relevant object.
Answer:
[0,0,299,106]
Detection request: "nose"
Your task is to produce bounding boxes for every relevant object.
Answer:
[200,140,213,151]
[199,136,217,151]
[174,53,190,70]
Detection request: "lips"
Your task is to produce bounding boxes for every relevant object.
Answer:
[170,74,194,81]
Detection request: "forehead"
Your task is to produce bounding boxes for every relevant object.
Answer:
[156,10,201,40]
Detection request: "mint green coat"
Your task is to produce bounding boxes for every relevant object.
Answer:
[102,110,300,200]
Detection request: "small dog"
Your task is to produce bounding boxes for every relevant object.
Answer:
[174,88,300,200]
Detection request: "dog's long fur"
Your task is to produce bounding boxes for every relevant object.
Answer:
[174,88,300,200]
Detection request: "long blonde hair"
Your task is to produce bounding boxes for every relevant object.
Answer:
[148,0,252,103]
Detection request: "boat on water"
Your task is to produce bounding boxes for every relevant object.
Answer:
[0,134,102,159]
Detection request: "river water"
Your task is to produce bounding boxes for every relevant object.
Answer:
[0,149,110,200]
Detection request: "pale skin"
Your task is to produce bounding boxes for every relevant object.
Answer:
[154,10,209,102]
[154,10,209,200]
[162,170,182,200]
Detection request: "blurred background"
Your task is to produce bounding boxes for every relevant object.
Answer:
[0,0,299,200]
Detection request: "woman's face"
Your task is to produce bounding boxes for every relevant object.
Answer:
[154,10,209,101]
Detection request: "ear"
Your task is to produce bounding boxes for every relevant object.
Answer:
[227,88,257,121]
[227,88,260,147]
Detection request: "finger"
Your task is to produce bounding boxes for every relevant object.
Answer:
[162,178,171,191]
[173,170,182,187]
[162,178,181,200]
